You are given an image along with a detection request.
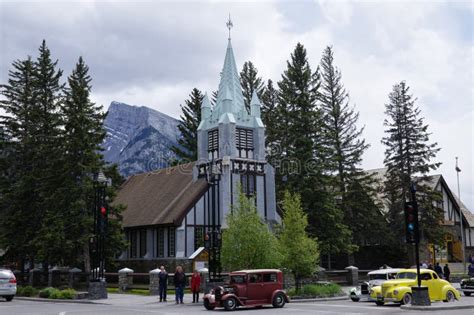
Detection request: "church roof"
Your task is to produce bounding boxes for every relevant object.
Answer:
[114,162,208,228]
[214,40,245,115]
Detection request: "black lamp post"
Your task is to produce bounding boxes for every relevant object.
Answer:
[205,161,222,282]
[88,170,108,299]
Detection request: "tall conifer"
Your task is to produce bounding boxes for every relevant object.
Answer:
[240,61,264,112]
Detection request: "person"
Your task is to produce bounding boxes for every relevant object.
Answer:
[158,265,168,302]
[173,265,186,304]
[421,261,428,268]
[443,264,451,282]
[191,269,201,303]
[468,262,474,277]
[434,262,443,278]
[428,263,434,271]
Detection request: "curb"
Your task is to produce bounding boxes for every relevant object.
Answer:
[290,295,349,303]
[15,296,108,304]
[400,303,474,311]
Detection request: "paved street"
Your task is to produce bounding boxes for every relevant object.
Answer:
[1,296,473,315]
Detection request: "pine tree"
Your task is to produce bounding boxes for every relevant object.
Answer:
[240,61,264,112]
[382,81,443,258]
[260,79,279,160]
[171,88,203,161]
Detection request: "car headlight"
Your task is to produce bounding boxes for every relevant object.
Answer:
[393,290,399,295]
[369,289,373,294]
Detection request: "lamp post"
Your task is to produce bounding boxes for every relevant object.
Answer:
[455,157,466,274]
[205,161,222,282]
[88,170,108,299]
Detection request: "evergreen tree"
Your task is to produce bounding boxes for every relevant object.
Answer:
[279,191,319,292]
[221,190,282,270]
[171,88,203,161]
[240,61,264,112]
[381,81,443,258]
[260,79,279,160]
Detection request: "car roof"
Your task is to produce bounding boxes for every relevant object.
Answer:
[368,268,403,275]
[398,269,433,274]
[231,269,281,274]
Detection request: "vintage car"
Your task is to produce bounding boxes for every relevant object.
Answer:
[350,268,401,302]
[460,277,474,296]
[370,269,460,305]
[203,269,289,311]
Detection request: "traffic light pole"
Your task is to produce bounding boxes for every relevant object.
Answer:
[410,185,421,288]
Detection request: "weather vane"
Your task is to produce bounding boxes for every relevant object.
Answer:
[226,14,233,40]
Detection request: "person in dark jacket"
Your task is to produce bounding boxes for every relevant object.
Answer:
[191,269,201,303]
[158,265,168,302]
[434,262,444,278]
[443,264,451,282]
[173,265,186,304]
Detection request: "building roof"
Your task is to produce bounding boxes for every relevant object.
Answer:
[114,162,208,228]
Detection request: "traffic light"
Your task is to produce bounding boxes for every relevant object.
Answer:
[204,232,210,249]
[99,206,107,233]
[404,201,419,244]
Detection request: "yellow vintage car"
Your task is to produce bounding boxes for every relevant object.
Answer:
[370,269,460,306]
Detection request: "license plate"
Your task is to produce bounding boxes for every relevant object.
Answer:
[377,297,383,301]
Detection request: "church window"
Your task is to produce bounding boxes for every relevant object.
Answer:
[168,227,176,257]
[139,229,147,258]
[241,173,256,197]
[156,228,165,257]
[236,128,253,159]
[129,230,137,258]
[195,226,204,250]
[208,129,219,160]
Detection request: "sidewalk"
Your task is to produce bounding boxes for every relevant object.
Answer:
[401,298,474,311]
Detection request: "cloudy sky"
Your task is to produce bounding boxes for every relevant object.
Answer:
[1,0,473,210]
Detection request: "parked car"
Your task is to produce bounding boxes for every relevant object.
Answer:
[350,268,401,302]
[370,269,460,306]
[0,269,17,302]
[203,269,289,311]
[460,277,474,296]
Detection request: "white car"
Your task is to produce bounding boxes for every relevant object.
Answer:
[0,269,17,302]
[350,268,401,302]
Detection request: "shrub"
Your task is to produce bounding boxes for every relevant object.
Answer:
[17,286,38,297]
[287,283,343,298]
[59,288,77,299]
[39,287,60,298]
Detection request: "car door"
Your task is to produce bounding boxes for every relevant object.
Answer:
[420,272,437,300]
[261,273,280,303]
[246,273,266,303]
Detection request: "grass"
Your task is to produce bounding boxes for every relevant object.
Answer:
[287,283,343,298]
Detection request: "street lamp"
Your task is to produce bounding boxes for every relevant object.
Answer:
[88,170,108,299]
[205,161,222,282]
[455,157,466,274]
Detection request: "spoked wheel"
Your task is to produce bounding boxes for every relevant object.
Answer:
[204,299,215,310]
[272,292,286,308]
[224,297,237,311]
[445,290,456,302]
[401,293,412,305]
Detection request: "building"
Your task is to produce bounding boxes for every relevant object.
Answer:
[114,37,279,272]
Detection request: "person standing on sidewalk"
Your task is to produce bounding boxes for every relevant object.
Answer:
[173,265,186,304]
[191,269,201,303]
[443,264,451,282]
[158,265,168,302]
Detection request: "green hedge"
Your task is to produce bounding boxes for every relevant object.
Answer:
[16,286,39,297]
[287,283,343,298]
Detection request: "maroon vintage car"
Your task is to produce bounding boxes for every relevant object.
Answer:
[203,269,289,311]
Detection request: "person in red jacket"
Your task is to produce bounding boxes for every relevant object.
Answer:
[191,269,201,303]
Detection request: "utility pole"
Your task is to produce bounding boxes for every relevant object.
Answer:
[455,157,466,273]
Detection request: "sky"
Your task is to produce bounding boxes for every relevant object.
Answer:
[0,0,473,210]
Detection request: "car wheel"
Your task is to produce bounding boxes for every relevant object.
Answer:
[401,293,412,305]
[223,297,237,311]
[375,301,385,306]
[464,292,471,297]
[272,292,286,308]
[445,290,456,302]
[350,296,360,302]
[204,299,215,310]
[5,295,13,302]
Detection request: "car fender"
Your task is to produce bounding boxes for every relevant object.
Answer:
[203,293,215,304]
[271,289,290,303]
[370,285,381,299]
[441,285,461,300]
[392,286,411,300]
[221,293,243,306]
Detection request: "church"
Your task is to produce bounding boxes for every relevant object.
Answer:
[113,35,279,272]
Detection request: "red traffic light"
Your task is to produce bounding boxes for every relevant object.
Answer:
[205,233,210,241]
[100,206,107,217]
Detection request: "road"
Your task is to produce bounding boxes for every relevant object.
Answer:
[0,298,470,315]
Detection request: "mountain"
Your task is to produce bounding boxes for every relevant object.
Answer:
[103,101,181,177]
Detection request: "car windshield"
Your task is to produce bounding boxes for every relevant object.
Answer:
[396,272,417,279]
[230,275,246,284]
[369,274,388,280]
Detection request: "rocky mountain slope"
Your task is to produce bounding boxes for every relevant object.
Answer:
[103,101,180,177]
